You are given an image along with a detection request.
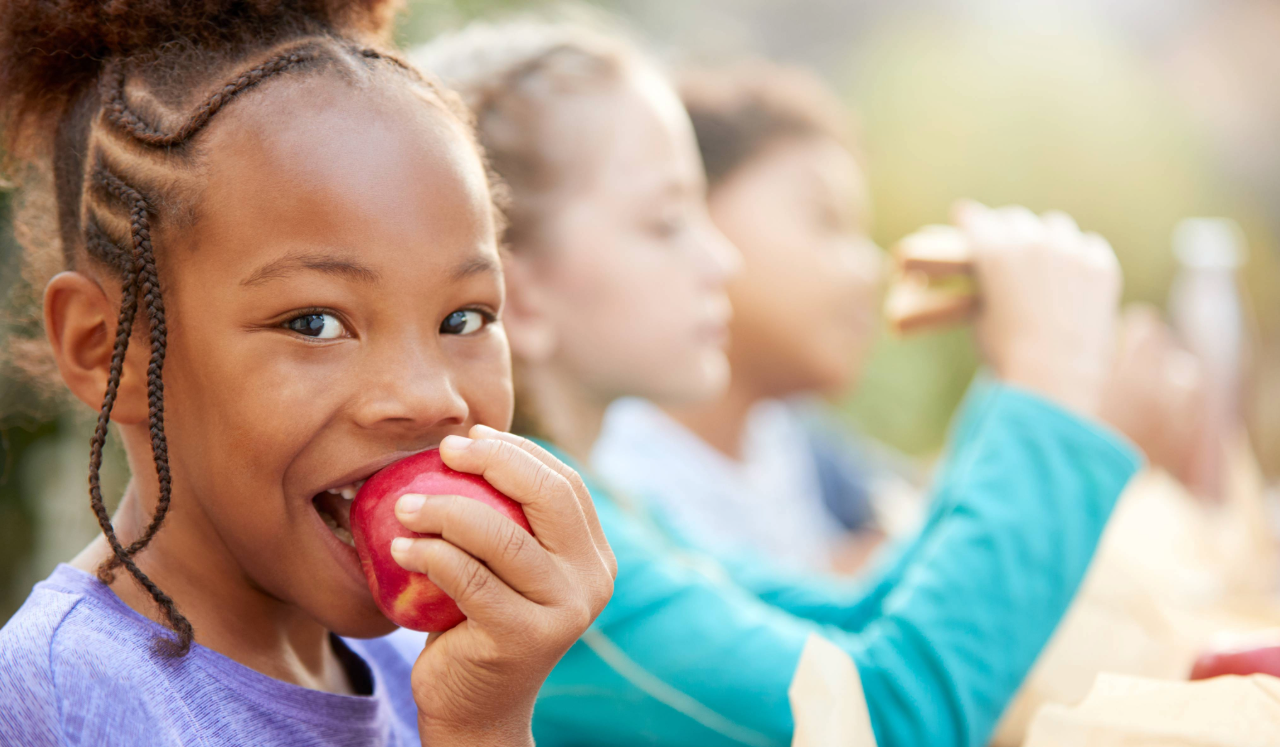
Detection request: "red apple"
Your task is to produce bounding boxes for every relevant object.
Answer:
[350,448,531,632]
[1189,645,1280,680]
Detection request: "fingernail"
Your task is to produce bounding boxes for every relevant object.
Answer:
[441,435,472,452]
[397,493,426,514]
[390,537,413,556]
[470,423,500,438]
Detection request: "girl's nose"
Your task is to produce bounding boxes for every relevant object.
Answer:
[351,348,469,433]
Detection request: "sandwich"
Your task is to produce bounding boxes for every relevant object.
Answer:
[884,225,979,335]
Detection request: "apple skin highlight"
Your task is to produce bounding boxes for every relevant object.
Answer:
[350,448,532,632]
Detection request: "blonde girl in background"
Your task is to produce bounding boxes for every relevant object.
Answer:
[593,62,892,572]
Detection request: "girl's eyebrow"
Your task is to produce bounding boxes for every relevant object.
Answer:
[452,256,501,281]
[241,252,381,287]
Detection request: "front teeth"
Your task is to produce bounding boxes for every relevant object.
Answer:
[326,479,366,501]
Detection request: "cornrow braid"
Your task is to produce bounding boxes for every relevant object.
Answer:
[90,158,171,579]
[65,38,465,658]
[97,45,326,147]
[87,41,333,585]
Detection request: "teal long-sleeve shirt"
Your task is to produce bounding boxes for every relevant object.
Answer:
[530,382,1141,747]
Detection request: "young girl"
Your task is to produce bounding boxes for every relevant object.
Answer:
[593,62,887,571]
[0,3,614,745]
[409,20,1139,747]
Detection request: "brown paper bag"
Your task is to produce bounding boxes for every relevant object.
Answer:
[789,634,877,747]
[993,433,1280,746]
[991,559,1198,744]
[1022,673,1280,747]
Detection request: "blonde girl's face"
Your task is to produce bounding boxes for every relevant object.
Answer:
[514,66,740,405]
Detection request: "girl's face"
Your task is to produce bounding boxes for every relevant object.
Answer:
[708,135,882,397]
[510,66,739,406]
[155,77,511,636]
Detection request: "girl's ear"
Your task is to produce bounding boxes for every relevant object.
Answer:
[502,254,558,365]
[44,271,150,425]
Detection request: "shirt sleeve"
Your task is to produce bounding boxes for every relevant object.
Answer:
[717,380,1129,630]
[0,607,63,747]
[532,382,1141,747]
[0,589,169,747]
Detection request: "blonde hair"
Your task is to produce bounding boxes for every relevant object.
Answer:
[410,19,644,250]
[412,19,661,437]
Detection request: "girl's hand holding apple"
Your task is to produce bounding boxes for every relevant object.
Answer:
[363,425,616,746]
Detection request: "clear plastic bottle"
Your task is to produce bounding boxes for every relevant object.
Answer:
[1167,218,1248,501]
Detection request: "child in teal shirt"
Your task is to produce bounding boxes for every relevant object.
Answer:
[530,381,1137,746]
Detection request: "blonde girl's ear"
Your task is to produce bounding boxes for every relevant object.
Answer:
[501,253,558,365]
[44,271,149,425]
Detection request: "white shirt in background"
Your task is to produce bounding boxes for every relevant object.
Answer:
[591,397,847,572]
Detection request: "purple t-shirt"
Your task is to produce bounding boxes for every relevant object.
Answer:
[0,565,422,746]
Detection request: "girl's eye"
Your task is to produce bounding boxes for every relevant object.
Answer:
[440,309,489,336]
[284,313,345,339]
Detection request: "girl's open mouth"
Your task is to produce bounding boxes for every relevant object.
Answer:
[311,480,364,547]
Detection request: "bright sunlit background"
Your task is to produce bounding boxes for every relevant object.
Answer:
[3,0,1278,621]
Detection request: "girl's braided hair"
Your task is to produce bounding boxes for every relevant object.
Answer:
[0,0,476,656]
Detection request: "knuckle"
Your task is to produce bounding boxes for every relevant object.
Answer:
[493,520,529,565]
[408,540,442,576]
[457,557,491,601]
[563,468,589,499]
[531,463,568,499]
[486,437,520,469]
[568,598,595,633]
[523,611,553,644]
[593,572,615,614]
[511,433,549,461]
[435,495,468,535]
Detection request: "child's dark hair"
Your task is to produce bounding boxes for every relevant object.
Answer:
[677,61,856,191]
[0,0,475,656]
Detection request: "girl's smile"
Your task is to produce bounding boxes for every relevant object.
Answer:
[112,72,516,639]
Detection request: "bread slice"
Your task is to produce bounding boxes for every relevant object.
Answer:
[894,225,974,276]
[884,272,979,335]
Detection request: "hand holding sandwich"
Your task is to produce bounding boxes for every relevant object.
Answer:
[888,201,1122,418]
[963,201,1122,417]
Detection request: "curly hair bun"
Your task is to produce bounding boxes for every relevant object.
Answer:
[0,0,401,152]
